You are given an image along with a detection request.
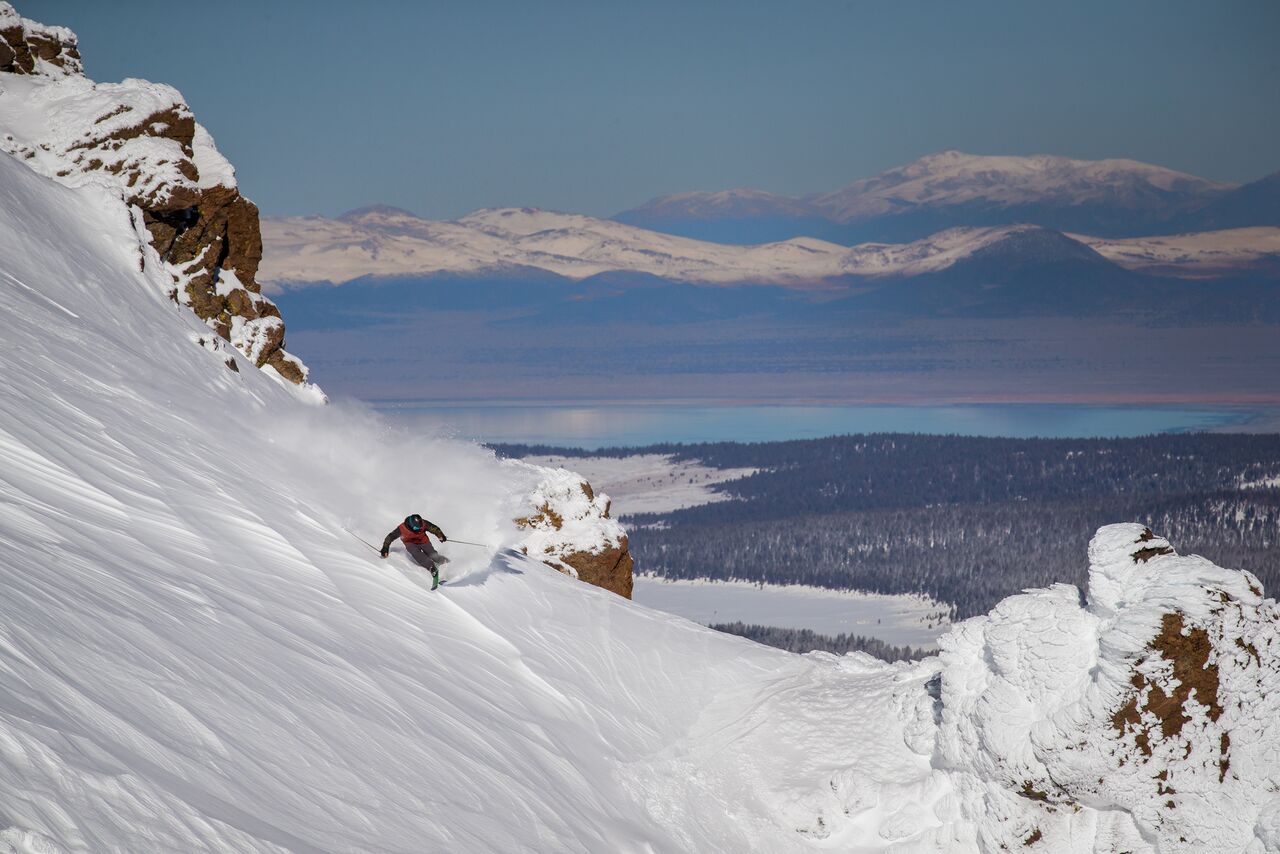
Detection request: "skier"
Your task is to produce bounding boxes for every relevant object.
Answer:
[381,513,448,589]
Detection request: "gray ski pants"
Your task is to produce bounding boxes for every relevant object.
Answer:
[406,541,439,574]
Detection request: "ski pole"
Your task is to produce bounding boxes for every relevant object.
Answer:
[342,526,381,554]
[446,538,492,548]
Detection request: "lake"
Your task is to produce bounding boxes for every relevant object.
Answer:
[374,401,1270,448]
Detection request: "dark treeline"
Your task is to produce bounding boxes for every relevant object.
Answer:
[500,433,1280,619]
[709,622,931,663]
[635,491,1280,619]
[641,433,1280,524]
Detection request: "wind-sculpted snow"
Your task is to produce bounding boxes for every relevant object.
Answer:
[935,523,1280,852]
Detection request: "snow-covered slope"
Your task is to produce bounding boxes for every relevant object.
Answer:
[1078,227,1280,277]
[5,137,1280,850]
[809,151,1231,223]
[260,205,1082,287]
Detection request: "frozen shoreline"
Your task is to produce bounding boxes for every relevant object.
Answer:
[632,575,950,648]
[522,452,757,515]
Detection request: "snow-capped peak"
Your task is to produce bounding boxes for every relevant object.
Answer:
[260,207,1079,286]
[336,203,423,223]
[811,150,1234,222]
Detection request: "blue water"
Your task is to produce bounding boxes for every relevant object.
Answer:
[375,402,1269,449]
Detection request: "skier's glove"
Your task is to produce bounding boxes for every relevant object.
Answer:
[439,533,448,542]
[380,549,389,559]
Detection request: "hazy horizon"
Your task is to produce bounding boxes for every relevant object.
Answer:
[28,0,1280,219]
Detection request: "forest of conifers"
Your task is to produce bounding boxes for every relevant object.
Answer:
[497,434,1280,620]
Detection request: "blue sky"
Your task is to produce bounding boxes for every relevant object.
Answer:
[29,0,1280,219]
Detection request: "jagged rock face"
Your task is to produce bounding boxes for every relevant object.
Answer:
[935,523,1280,852]
[511,468,634,598]
[560,536,634,599]
[0,2,307,385]
[0,7,80,75]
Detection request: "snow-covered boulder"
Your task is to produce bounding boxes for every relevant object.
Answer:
[0,1,307,384]
[935,522,1280,852]
[511,463,634,597]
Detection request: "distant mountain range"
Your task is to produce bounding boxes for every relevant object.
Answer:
[260,151,1280,323]
[263,206,1156,287]
[615,151,1280,245]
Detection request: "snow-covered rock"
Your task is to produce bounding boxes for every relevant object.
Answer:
[0,1,307,383]
[511,463,634,597]
[934,522,1280,852]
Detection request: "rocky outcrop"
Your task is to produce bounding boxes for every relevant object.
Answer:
[0,2,308,385]
[560,537,634,599]
[512,469,634,598]
[934,523,1280,852]
[0,6,79,75]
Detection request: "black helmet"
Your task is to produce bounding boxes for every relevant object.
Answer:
[405,514,425,532]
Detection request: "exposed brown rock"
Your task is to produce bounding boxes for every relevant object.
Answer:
[1133,546,1174,563]
[561,536,634,599]
[1151,613,1222,725]
[1110,611,1222,759]
[1219,732,1230,782]
[0,20,81,75]
[1235,637,1261,666]
[1019,782,1050,803]
[264,349,307,384]
[515,502,565,532]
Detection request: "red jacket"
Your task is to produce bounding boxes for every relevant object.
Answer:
[381,518,445,553]
[397,521,432,545]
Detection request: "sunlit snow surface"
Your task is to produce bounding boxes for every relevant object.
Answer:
[520,453,758,516]
[631,577,948,647]
[3,94,1280,853]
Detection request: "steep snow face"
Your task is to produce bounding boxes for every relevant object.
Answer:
[1078,227,1280,277]
[810,151,1233,223]
[260,206,1067,286]
[2,141,1279,851]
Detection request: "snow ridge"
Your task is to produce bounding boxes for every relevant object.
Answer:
[260,205,1060,286]
[811,150,1232,222]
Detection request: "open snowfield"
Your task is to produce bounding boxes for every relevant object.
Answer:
[632,576,949,647]
[520,453,757,516]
